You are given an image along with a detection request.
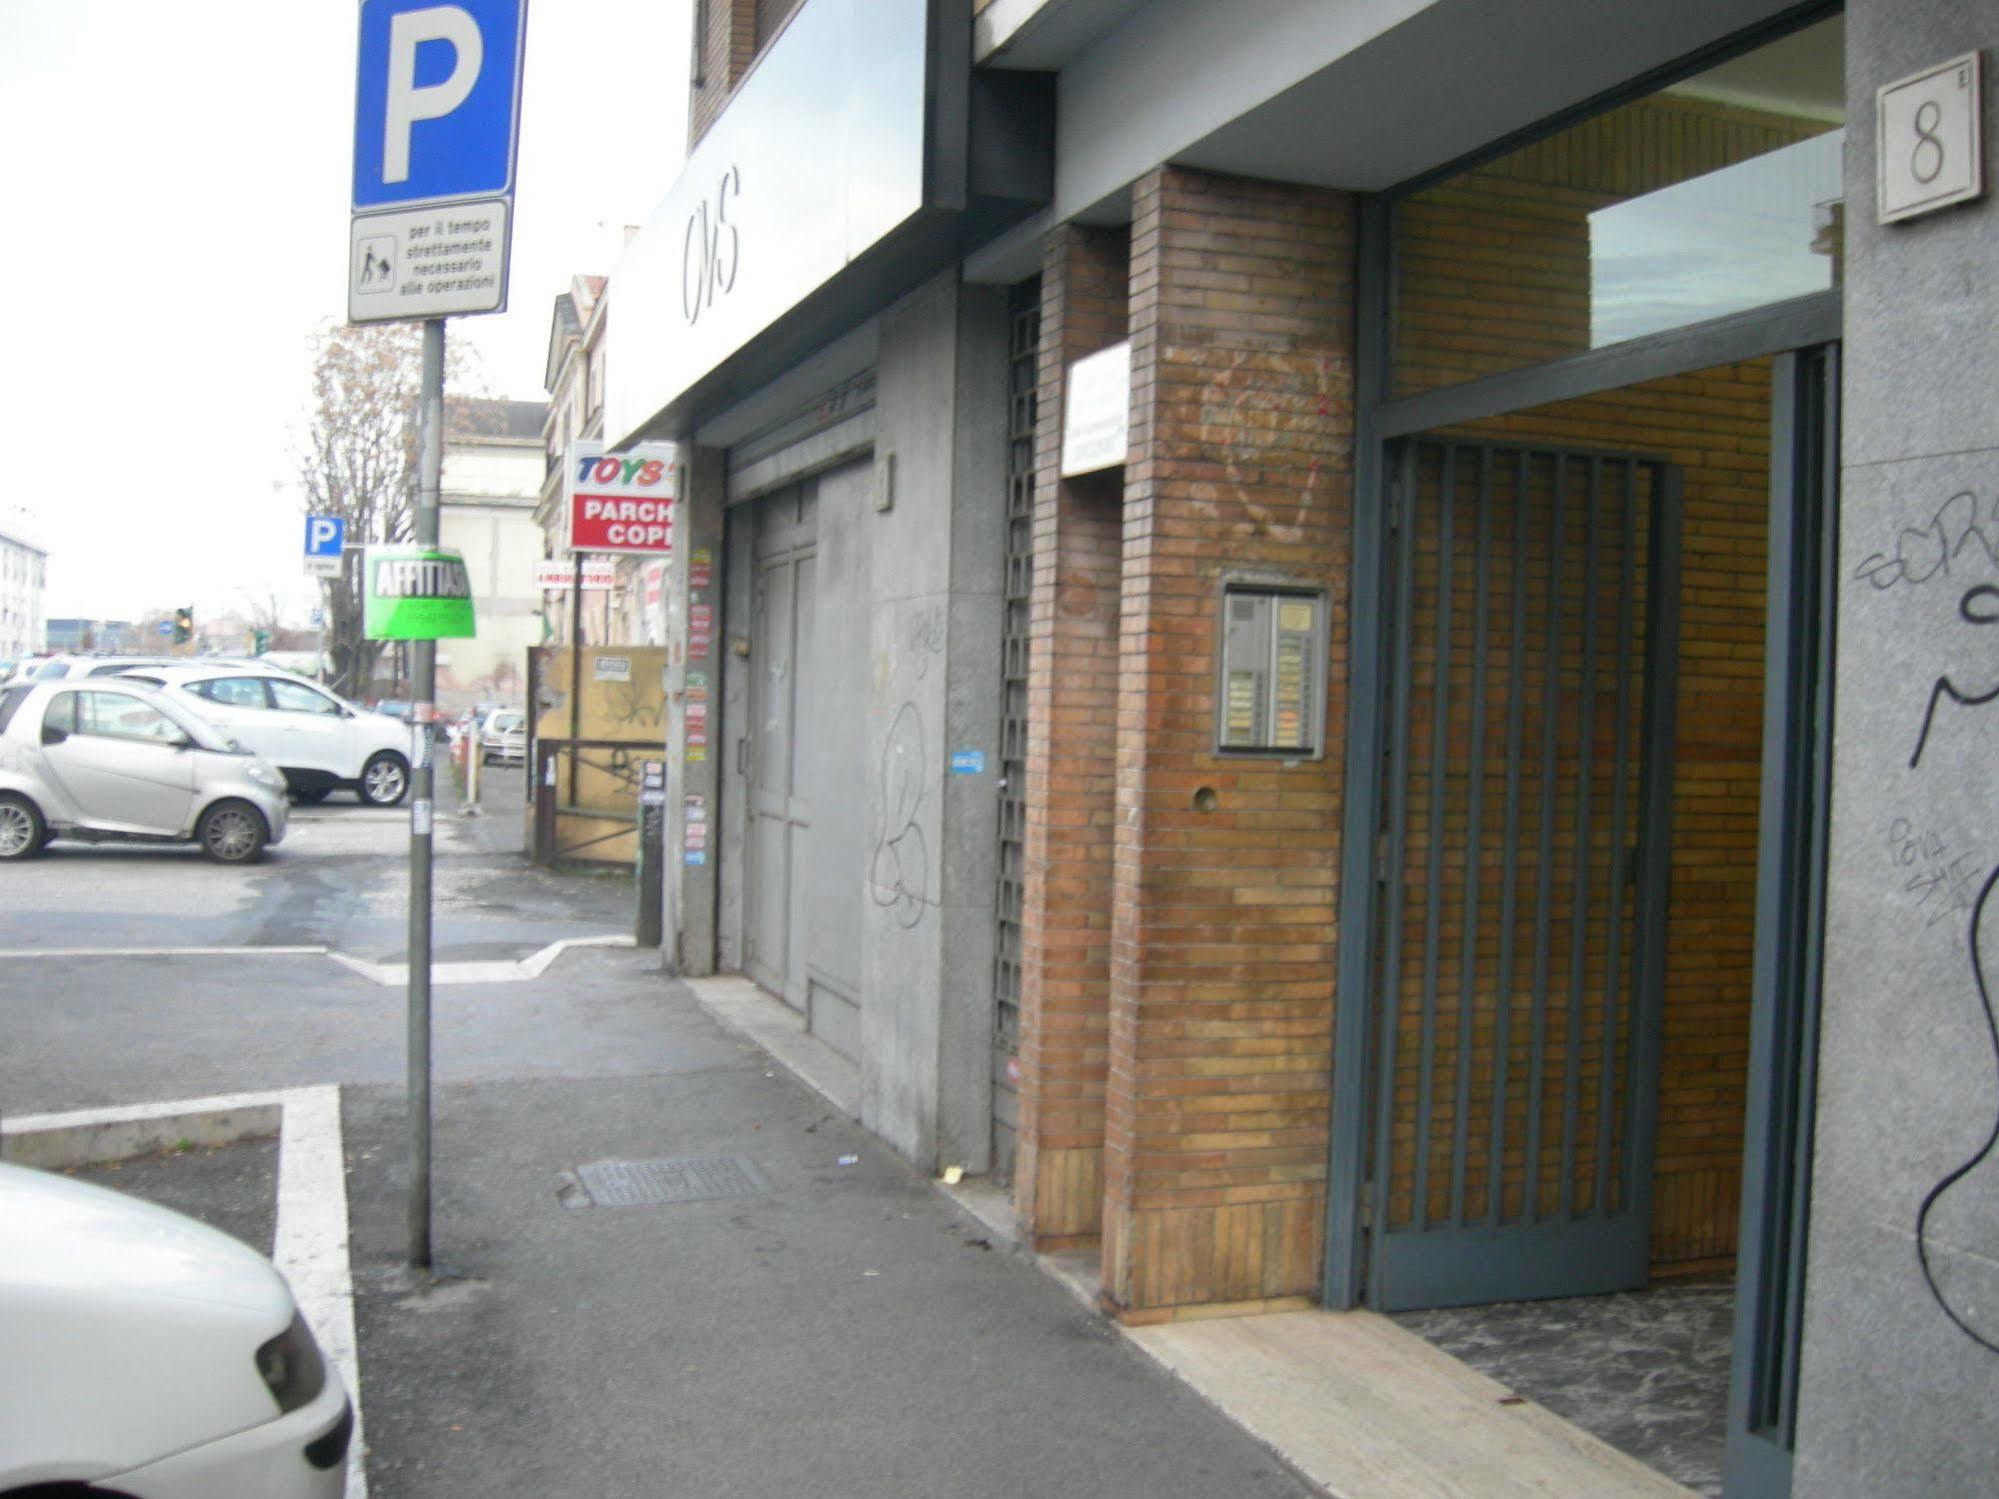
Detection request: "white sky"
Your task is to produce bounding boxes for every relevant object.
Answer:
[0,0,690,627]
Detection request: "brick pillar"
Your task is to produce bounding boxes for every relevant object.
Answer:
[1100,168,1357,1318]
[1013,225,1129,1248]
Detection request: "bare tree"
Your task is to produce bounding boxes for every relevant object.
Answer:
[293,324,483,698]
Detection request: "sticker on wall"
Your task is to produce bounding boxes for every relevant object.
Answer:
[690,549,713,591]
[688,602,713,660]
[593,655,632,682]
[950,749,985,775]
[683,849,707,866]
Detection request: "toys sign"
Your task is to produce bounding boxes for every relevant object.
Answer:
[566,440,678,555]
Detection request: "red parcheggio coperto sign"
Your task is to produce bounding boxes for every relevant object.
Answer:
[565,441,678,555]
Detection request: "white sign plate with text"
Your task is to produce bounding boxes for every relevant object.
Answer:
[1061,341,1133,478]
[350,199,511,321]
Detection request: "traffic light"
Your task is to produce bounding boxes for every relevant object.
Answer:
[173,607,194,645]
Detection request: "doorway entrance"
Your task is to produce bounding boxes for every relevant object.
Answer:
[1336,349,1836,1496]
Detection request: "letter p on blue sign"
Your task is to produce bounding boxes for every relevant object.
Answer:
[306,516,346,557]
[352,0,527,210]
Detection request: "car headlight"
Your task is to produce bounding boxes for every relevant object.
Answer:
[247,760,286,789]
[254,1312,327,1413]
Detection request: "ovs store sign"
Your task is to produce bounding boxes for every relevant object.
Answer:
[566,440,678,555]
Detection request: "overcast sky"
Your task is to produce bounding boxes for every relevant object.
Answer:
[0,0,690,626]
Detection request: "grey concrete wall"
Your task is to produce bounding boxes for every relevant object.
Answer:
[861,270,1008,1172]
[1798,10,1999,1494]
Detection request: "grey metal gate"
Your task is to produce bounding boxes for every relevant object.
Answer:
[744,487,817,1010]
[992,277,1039,1168]
[1367,438,1681,1310]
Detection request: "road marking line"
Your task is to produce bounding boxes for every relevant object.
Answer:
[0,935,635,985]
[2,1086,368,1499]
[0,944,331,959]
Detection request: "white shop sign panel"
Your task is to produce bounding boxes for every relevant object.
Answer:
[606,0,926,443]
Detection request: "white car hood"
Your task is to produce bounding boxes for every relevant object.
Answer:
[0,1160,288,1317]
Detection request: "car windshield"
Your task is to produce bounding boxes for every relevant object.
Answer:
[152,696,243,753]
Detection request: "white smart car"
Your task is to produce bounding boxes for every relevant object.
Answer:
[123,666,414,807]
[0,1161,351,1496]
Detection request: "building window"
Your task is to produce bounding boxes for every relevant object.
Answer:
[1392,14,1845,399]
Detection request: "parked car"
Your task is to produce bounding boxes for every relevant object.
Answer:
[119,666,414,808]
[6,654,178,684]
[0,679,289,862]
[480,707,527,766]
[0,1161,351,1495]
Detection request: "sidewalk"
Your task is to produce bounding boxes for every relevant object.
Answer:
[687,975,1695,1499]
[338,955,1322,1499]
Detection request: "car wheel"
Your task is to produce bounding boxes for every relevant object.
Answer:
[359,751,410,807]
[197,800,268,864]
[0,793,45,860]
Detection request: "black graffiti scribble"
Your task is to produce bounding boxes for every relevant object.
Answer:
[1916,860,1999,1357]
[1854,489,1999,592]
[869,702,928,929]
[1908,586,1999,769]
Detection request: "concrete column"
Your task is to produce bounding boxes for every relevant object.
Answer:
[860,269,1010,1173]
[1798,9,1999,1492]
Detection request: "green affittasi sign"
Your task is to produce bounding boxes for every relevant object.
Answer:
[364,547,477,640]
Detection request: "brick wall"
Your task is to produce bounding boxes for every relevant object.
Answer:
[1101,168,1356,1318]
[1011,226,1129,1248]
[688,0,759,149]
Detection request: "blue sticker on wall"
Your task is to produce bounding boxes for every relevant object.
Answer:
[950,749,986,775]
[683,849,708,866]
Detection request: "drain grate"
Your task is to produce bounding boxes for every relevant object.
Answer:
[572,1156,767,1208]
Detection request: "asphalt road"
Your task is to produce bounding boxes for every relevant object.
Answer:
[0,767,649,1114]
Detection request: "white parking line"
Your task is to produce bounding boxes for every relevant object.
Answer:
[0,935,636,985]
[0,944,331,959]
[2,1086,367,1499]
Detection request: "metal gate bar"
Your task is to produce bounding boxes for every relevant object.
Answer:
[1368,437,1680,1310]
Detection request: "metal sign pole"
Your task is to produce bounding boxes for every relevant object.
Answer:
[408,315,444,1269]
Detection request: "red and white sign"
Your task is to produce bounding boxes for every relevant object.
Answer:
[566,440,678,556]
[641,560,667,610]
[535,558,617,591]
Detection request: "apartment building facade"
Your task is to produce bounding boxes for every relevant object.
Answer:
[0,527,47,667]
[605,2,1999,1492]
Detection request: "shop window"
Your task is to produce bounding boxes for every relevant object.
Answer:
[1393,15,1845,399]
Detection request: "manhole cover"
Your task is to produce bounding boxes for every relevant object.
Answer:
[573,1156,767,1208]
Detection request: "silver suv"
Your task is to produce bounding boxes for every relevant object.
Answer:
[0,680,290,863]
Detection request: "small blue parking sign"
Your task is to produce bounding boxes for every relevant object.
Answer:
[352,0,527,211]
[305,515,346,578]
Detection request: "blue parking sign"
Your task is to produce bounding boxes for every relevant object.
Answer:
[352,0,527,211]
[306,515,346,558]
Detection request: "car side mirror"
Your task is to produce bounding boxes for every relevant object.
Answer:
[40,724,66,746]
